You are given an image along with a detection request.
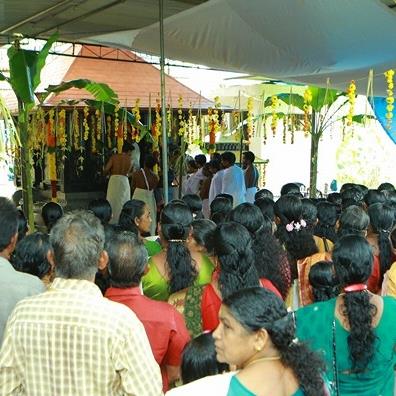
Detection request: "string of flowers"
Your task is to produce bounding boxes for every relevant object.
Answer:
[91,115,97,154]
[303,88,312,136]
[56,109,67,157]
[167,104,172,137]
[213,96,221,133]
[178,95,185,137]
[346,80,356,126]
[247,96,254,143]
[46,113,57,200]
[83,106,90,142]
[106,115,112,148]
[282,116,287,144]
[384,69,394,130]
[187,102,193,144]
[72,108,80,150]
[132,99,141,141]
[95,108,102,140]
[271,96,279,137]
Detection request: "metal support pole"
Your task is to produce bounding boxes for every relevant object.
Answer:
[159,0,169,204]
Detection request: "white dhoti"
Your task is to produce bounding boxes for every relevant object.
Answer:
[245,187,258,203]
[107,175,130,224]
[133,187,157,236]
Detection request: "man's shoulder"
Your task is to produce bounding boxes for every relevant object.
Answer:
[0,265,45,293]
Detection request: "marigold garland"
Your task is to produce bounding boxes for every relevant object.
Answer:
[56,109,67,155]
[114,104,120,138]
[167,104,172,137]
[303,89,312,136]
[384,69,394,129]
[95,108,102,140]
[91,115,97,154]
[132,99,141,125]
[346,80,356,126]
[247,97,254,143]
[47,152,57,181]
[72,108,80,150]
[271,96,278,137]
[282,116,287,144]
[106,115,112,148]
[187,103,193,144]
[83,106,90,141]
[178,95,185,137]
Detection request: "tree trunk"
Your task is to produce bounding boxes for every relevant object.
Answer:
[18,99,35,231]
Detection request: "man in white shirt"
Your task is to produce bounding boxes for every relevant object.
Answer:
[184,154,207,195]
[220,152,246,207]
[208,159,224,205]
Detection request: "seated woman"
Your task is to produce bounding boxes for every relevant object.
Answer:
[119,199,161,257]
[228,203,287,299]
[88,198,112,226]
[41,201,63,233]
[314,201,337,251]
[142,202,208,301]
[167,288,327,396]
[210,196,233,225]
[182,194,204,220]
[12,232,54,286]
[308,261,339,302]
[296,235,396,395]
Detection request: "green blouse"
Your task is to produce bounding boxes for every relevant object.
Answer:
[227,375,304,396]
[143,239,162,257]
[296,297,396,396]
[142,254,214,301]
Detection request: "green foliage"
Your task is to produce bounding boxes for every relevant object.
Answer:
[309,86,339,112]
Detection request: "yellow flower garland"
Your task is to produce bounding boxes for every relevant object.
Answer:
[303,88,312,136]
[57,109,67,155]
[95,109,102,140]
[271,96,278,137]
[91,115,97,154]
[346,80,356,126]
[106,115,112,148]
[178,95,185,137]
[187,103,193,144]
[384,69,394,129]
[72,108,80,150]
[47,152,57,181]
[247,97,254,143]
[83,106,90,141]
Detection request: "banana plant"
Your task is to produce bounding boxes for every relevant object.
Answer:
[0,34,119,229]
[265,86,355,197]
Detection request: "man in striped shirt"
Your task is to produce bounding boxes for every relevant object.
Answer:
[0,210,163,396]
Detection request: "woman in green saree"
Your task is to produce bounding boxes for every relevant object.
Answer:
[296,235,396,396]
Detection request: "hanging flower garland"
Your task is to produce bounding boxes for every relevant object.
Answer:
[95,108,102,141]
[213,96,221,133]
[46,111,57,200]
[167,103,172,137]
[384,69,394,129]
[247,96,254,143]
[106,115,112,148]
[72,108,80,150]
[303,88,312,136]
[178,95,185,137]
[56,109,67,156]
[83,106,90,142]
[132,99,141,141]
[346,80,356,126]
[282,116,287,144]
[271,96,279,137]
[187,103,193,144]
[91,115,97,154]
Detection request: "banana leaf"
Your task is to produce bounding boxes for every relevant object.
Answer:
[264,93,305,110]
[309,86,339,112]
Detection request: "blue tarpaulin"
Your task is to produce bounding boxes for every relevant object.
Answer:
[373,97,396,144]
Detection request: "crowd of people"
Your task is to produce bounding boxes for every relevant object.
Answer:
[0,153,396,395]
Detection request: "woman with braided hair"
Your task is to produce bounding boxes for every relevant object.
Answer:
[296,235,396,395]
[200,222,260,332]
[166,287,328,396]
[143,202,211,301]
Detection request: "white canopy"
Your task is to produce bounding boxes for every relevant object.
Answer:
[87,0,396,96]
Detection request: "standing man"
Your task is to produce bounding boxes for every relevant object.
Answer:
[0,197,45,343]
[242,151,259,203]
[208,159,223,205]
[0,210,162,396]
[221,151,246,207]
[104,141,134,224]
[184,154,207,195]
[105,231,190,391]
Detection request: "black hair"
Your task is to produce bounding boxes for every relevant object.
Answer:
[12,232,52,279]
[229,203,288,298]
[106,230,148,288]
[367,202,394,281]
[340,182,356,194]
[213,222,260,299]
[88,198,112,225]
[144,154,157,169]
[0,197,19,251]
[41,201,64,233]
[210,212,228,225]
[220,151,236,165]
[122,141,134,153]
[118,199,146,235]
[191,219,216,255]
[314,201,338,243]
[16,209,28,243]
[223,287,326,396]
[243,151,255,163]
[332,235,376,372]
[254,188,274,201]
[378,182,395,193]
[181,332,228,384]
[364,189,386,207]
[161,202,196,294]
[182,194,204,219]
[280,182,301,196]
[327,192,342,206]
[301,198,317,229]
[208,159,221,172]
[274,195,318,264]
[254,197,275,221]
[337,205,369,239]
[216,193,234,207]
[308,261,339,302]
[210,196,233,219]
[194,154,207,167]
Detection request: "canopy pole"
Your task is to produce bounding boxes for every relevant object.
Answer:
[159,0,169,205]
